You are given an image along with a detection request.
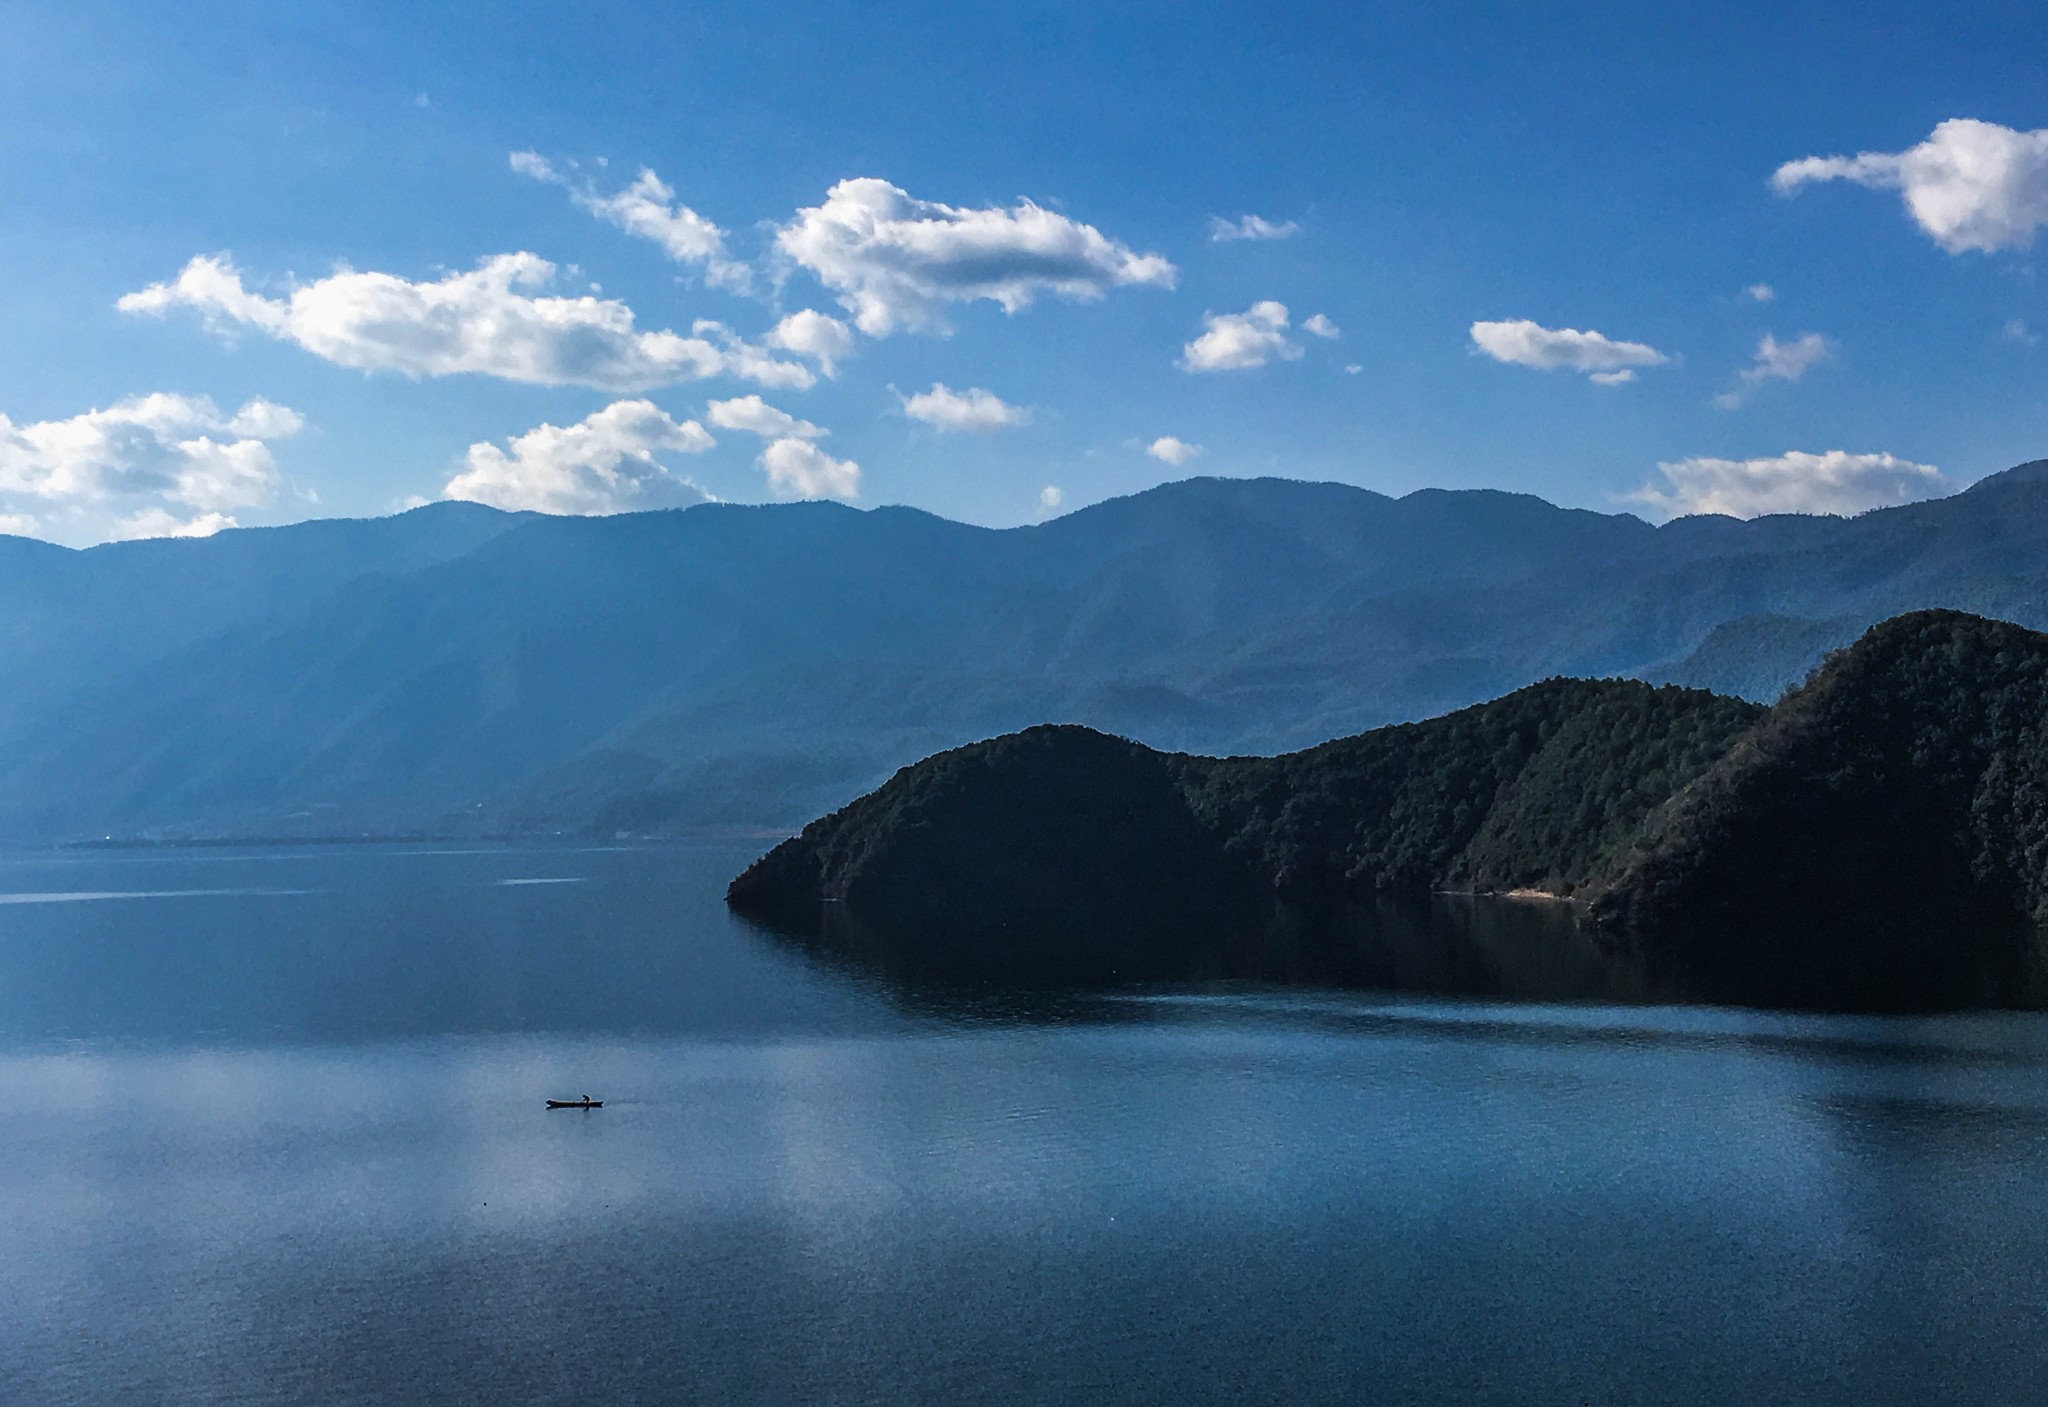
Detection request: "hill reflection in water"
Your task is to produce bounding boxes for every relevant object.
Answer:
[744,891,2048,1016]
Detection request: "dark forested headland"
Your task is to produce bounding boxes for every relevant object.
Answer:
[729,610,2048,1011]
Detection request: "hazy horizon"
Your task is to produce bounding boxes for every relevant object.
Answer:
[9,453,2048,554]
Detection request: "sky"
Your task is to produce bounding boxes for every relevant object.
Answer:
[0,0,2044,546]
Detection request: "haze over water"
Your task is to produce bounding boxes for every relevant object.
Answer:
[3,843,2047,1405]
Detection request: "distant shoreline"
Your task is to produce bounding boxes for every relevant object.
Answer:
[1432,886,1585,905]
[1500,888,1583,905]
[33,827,797,853]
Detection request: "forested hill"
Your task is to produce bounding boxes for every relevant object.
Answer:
[6,465,2048,841]
[730,611,2048,1010]
[1594,610,2048,1006]
[727,676,1762,983]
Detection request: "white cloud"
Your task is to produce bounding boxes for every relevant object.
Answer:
[512,152,751,292]
[775,178,1176,335]
[707,395,827,440]
[1342,363,1363,375]
[1207,214,1300,242]
[1715,332,1835,409]
[2005,318,2040,346]
[1629,450,1944,521]
[1753,333,1833,379]
[1469,319,1670,380]
[120,253,811,392]
[759,438,859,501]
[120,254,290,334]
[0,512,38,537]
[109,508,237,541]
[1181,301,1304,372]
[1589,370,1637,386]
[689,319,817,390]
[1039,485,1064,510]
[441,399,715,515]
[1772,119,2048,254]
[0,392,300,542]
[901,383,1031,433]
[225,399,305,439]
[1301,313,1340,339]
[167,436,286,513]
[764,309,855,376]
[1146,435,1205,465]
[1744,283,1777,303]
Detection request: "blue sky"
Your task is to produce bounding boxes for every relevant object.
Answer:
[1,0,2044,545]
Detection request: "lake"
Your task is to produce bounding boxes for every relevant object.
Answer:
[3,841,2047,1404]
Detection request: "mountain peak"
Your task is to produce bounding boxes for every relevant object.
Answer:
[1964,459,2048,493]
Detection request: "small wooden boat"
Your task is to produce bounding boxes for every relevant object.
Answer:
[545,1097,603,1109]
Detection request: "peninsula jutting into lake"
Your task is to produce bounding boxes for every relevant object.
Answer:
[731,609,2048,1011]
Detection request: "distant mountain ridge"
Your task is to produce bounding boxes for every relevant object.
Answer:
[0,501,530,744]
[730,611,2048,1011]
[3,464,2048,842]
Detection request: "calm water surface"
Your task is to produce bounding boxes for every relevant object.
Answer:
[2,842,2046,1404]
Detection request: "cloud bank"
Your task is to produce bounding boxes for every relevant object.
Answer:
[776,178,1176,335]
[1772,118,2048,253]
[901,384,1031,432]
[0,392,301,541]
[442,399,714,515]
[120,254,811,392]
[1470,319,1669,381]
[1630,450,1944,521]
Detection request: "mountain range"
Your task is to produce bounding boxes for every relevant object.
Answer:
[3,460,2047,842]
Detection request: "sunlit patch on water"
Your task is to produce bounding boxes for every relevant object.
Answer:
[0,888,313,904]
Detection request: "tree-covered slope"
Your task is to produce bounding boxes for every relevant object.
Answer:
[1591,610,2048,1006]
[727,726,1259,984]
[1175,678,1760,896]
[732,611,2048,1009]
[728,676,1760,982]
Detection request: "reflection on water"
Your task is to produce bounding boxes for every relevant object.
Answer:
[0,888,314,904]
[762,886,2048,1014]
[1261,892,1649,999]
[5,844,2048,1404]
[765,889,1650,1005]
